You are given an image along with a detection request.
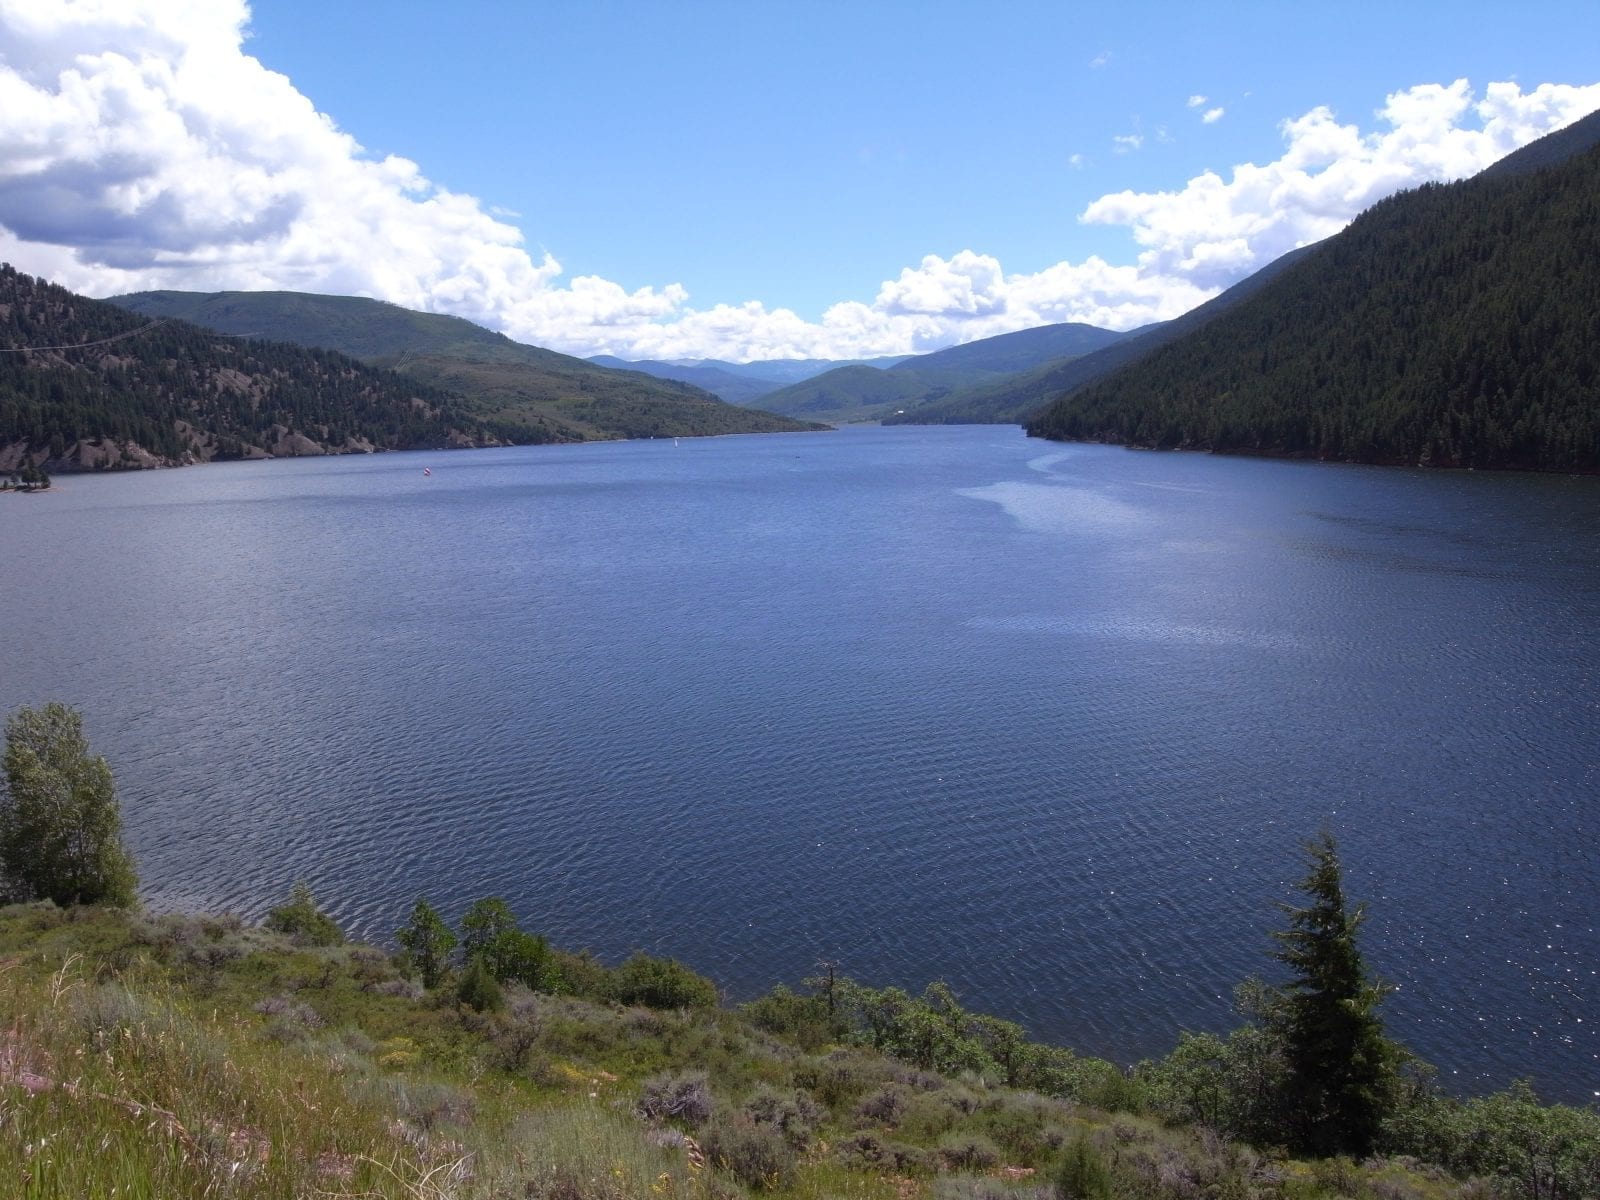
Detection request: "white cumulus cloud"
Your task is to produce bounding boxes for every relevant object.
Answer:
[1202,106,1225,124]
[1187,95,1207,108]
[1082,78,1600,289]
[0,4,1597,361]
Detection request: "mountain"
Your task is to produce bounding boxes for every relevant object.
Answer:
[1027,109,1600,472]
[585,353,914,404]
[889,321,1131,377]
[756,322,1132,424]
[883,248,1331,427]
[740,364,964,425]
[108,290,824,442]
[583,357,791,406]
[0,264,490,472]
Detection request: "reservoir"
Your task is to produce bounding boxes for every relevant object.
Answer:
[1,425,1595,1102]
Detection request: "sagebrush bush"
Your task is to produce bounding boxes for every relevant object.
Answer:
[931,1175,1053,1200]
[837,1131,935,1173]
[636,1070,715,1126]
[741,1084,822,1150]
[855,1083,910,1126]
[938,1131,1002,1171]
[702,1114,795,1190]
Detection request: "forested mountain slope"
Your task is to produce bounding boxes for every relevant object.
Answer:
[1027,118,1600,471]
[890,321,1129,377]
[755,322,1129,424]
[1,265,484,470]
[110,290,823,442]
[884,245,1323,427]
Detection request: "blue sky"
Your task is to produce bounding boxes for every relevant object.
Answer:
[2,1,1599,359]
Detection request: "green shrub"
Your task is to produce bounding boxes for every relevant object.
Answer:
[263,881,343,946]
[456,956,505,1013]
[975,1092,1063,1161]
[1054,1135,1113,1200]
[610,952,718,1009]
[0,702,138,908]
[739,984,833,1049]
[551,948,611,998]
[395,897,455,989]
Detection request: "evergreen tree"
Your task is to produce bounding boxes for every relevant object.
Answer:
[1272,831,1398,1157]
[0,702,138,907]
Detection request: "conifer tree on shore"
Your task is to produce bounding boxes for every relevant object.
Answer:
[1272,831,1398,1157]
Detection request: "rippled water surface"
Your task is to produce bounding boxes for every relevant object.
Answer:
[2,426,1596,1101]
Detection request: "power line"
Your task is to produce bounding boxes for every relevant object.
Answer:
[0,319,169,354]
[0,317,266,354]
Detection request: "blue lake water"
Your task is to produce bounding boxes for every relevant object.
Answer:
[1,425,1596,1102]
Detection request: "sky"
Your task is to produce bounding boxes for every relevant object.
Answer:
[2,1,1599,363]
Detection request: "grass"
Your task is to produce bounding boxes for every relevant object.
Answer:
[0,902,1510,1200]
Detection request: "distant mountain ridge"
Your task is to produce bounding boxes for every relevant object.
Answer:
[585,353,913,405]
[1026,108,1600,472]
[110,290,824,443]
[753,322,1134,424]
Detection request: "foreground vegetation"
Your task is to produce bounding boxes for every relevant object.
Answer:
[4,705,1597,1198]
[3,895,1596,1200]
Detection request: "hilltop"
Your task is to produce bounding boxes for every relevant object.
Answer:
[108,290,826,444]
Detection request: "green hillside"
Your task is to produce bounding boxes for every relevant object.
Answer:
[586,353,918,406]
[109,290,825,442]
[754,364,973,424]
[584,356,787,406]
[1027,115,1600,471]
[757,323,1129,424]
[0,265,487,470]
[885,247,1326,427]
[889,321,1128,378]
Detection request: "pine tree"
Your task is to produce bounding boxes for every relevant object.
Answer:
[1272,831,1398,1157]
